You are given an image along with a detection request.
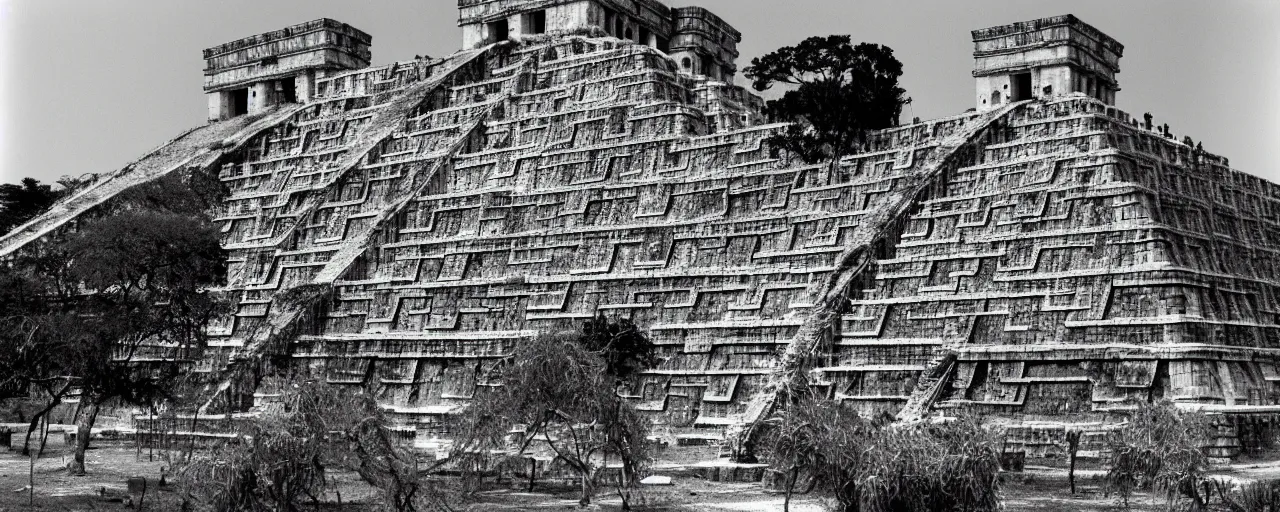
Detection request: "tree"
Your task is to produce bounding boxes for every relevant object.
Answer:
[580,314,658,382]
[463,331,654,508]
[760,396,870,511]
[1065,429,1082,495]
[0,314,82,457]
[743,36,911,164]
[65,174,228,475]
[760,397,1003,512]
[1103,399,1213,510]
[0,177,62,235]
[176,382,445,512]
[0,238,95,457]
[0,170,229,475]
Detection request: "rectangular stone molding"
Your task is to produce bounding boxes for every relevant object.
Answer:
[11,10,1276,448]
[973,15,1124,111]
[456,0,735,81]
[204,18,372,121]
[669,7,740,80]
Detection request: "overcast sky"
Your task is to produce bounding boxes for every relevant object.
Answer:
[1,0,1276,185]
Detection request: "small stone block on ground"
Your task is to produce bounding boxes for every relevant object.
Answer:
[641,475,673,486]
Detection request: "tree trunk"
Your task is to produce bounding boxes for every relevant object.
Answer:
[785,466,799,512]
[21,414,39,456]
[21,397,60,456]
[617,455,634,511]
[528,458,537,492]
[28,445,35,506]
[578,472,594,507]
[1068,451,1077,495]
[1066,430,1081,495]
[186,408,199,462]
[38,417,51,458]
[137,477,148,512]
[68,399,100,476]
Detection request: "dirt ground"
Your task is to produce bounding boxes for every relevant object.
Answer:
[0,433,1270,512]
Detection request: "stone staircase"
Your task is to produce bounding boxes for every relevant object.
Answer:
[197,46,517,415]
[0,105,302,258]
[895,351,959,423]
[729,100,1031,451]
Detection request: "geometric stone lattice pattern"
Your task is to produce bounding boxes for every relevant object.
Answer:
[847,99,1280,423]
[4,34,1278,446]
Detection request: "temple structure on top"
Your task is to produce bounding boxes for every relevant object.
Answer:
[203,19,372,122]
[5,5,1277,462]
[972,14,1123,111]
[457,0,741,80]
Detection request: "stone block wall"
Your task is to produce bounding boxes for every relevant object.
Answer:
[6,27,1278,446]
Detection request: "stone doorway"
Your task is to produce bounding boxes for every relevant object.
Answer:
[1011,72,1032,101]
[488,18,508,43]
[280,79,298,104]
[230,88,249,117]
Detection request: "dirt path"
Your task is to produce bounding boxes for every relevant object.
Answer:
[0,443,175,511]
[2,443,1269,511]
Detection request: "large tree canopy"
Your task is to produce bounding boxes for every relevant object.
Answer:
[744,36,911,164]
[0,170,229,473]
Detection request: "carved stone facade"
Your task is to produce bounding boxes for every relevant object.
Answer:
[973,15,1123,111]
[3,9,1275,455]
[204,19,372,122]
[458,0,739,80]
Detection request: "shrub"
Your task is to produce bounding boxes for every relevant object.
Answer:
[176,382,440,512]
[761,397,1002,512]
[1236,478,1280,512]
[460,331,653,508]
[1103,399,1213,510]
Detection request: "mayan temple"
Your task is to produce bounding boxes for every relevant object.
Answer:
[4,1,1277,460]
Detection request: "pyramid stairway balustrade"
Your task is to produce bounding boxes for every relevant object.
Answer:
[8,31,1280,455]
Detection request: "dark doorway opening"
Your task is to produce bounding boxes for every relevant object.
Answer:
[231,88,249,117]
[526,10,546,34]
[1011,72,1032,101]
[488,19,509,43]
[280,79,298,104]
[639,27,651,45]
[656,37,670,53]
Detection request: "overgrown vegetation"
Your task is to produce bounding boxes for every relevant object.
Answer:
[743,35,911,164]
[0,170,228,474]
[1103,399,1214,510]
[579,313,658,382]
[170,315,657,511]
[0,176,83,235]
[460,321,656,508]
[1232,478,1280,511]
[176,382,444,512]
[760,397,1002,512]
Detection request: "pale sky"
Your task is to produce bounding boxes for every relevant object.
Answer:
[1,0,1277,185]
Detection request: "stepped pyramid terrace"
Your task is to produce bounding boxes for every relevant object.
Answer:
[4,1,1279,461]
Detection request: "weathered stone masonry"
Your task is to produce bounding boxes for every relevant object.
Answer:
[3,4,1277,457]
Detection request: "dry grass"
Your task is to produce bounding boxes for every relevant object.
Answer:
[0,441,1242,512]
